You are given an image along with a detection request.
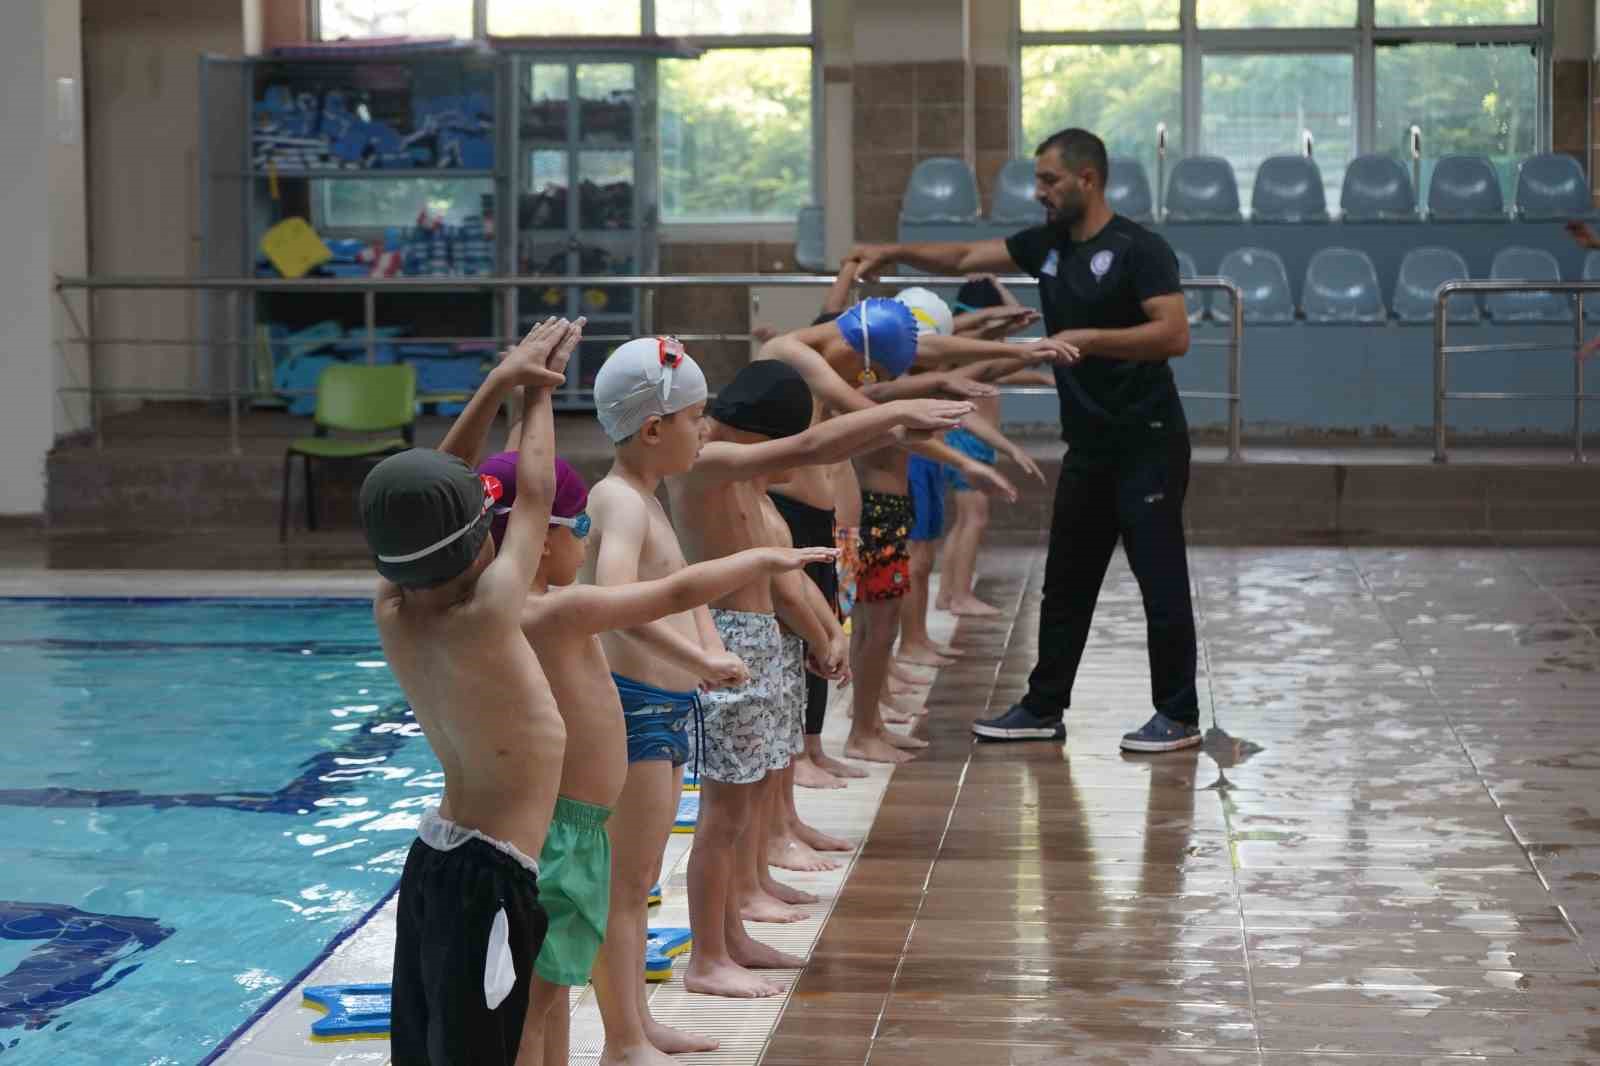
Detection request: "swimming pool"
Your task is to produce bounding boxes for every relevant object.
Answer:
[0,598,435,1065]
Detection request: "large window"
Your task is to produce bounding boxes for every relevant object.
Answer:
[1018,0,1549,219]
[319,1,814,224]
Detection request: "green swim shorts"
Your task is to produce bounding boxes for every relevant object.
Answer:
[533,796,613,986]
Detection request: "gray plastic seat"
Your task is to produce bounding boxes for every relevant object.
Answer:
[1584,251,1600,322]
[794,206,825,272]
[1165,156,1242,222]
[900,157,980,223]
[1251,155,1329,222]
[1514,153,1589,221]
[1302,247,1386,323]
[990,158,1044,225]
[1174,249,1207,324]
[1216,246,1296,323]
[1393,247,1479,324]
[1487,246,1571,323]
[1107,157,1154,222]
[1427,155,1505,220]
[1340,154,1417,221]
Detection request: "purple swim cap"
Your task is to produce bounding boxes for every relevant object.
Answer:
[477,451,589,546]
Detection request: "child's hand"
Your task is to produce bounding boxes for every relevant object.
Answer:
[1579,335,1600,362]
[500,318,573,389]
[1007,445,1046,485]
[897,398,975,432]
[962,460,1018,503]
[699,650,751,690]
[766,547,839,572]
[938,377,999,401]
[1021,337,1080,366]
[547,316,586,378]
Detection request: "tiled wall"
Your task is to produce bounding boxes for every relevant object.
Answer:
[851,59,973,242]
[657,241,798,389]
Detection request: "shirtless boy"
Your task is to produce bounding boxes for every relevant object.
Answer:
[468,433,836,1066]
[360,317,576,1066]
[669,360,973,999]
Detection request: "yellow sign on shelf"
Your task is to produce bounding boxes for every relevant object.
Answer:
[260,217,332,280]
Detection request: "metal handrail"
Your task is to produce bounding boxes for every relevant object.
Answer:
[54,273,1244,462]
[1432,279,1599,464]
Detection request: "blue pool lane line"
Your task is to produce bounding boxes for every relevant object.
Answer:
[0,700,418,814]
[0,902,174,1035]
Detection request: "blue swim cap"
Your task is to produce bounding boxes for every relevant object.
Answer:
[835,298,919,380]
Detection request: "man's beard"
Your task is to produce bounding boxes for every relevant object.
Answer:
[1046,193,1085,232]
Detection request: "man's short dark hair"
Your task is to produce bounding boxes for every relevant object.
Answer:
[1034,128,1108,187]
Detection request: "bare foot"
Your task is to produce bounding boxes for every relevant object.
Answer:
[947,595,1002,617]
[601,1039,703,1066]
[730,935,807,970]
[897,643,956,667]
[643,1019,721,1056]
[882,728,929,750]
[934,591,953,611]
[845,733,915,763]
[793,819,855,853]
[740,892,809,924]
[881,703,918,725]
[793,757,846,790]
[762,864,823,902]
[684,958,782,998]
[768,835,842,873]
[891,660,934,685]
[813,750,869,779]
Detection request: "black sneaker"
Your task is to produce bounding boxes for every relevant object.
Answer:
[971,703,1065,741]
[1120,712,1202,753]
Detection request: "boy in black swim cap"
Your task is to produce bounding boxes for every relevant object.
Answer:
[361,316,580,1066]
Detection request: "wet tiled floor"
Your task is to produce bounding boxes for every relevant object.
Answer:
[767,544,1600,1065]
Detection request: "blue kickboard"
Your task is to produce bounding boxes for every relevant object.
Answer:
[646,927,693,958]
[672,792,698,833]
[682,772,699,792]
[647,882,662,906]
[302,983,391,1040]
[644,951,674,982]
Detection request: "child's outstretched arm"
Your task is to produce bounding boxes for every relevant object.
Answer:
[439,318,567,470]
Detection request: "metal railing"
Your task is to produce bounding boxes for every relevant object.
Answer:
[1432,280,1599,464]
[53,273,1244,461]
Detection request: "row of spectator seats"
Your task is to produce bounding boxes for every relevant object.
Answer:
[1187,246,1600,324]
[901,153,1591,227]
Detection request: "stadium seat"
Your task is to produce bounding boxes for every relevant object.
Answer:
[1513,153,1589,221]
[1393,247,1479,324]
[1251,155,1329,222]
[1302,247,1386,323]
[794,206,825,272]
[1165,156,1243,222]
[1486,246,1571,323]
[900,157,980,223]
[1426,155,1505,220]
[990,158,1045,225]
[1217,246,1296,323]
[1174,249,1208,324]
[1107,157,1154,222]
[1340,154,1418,221]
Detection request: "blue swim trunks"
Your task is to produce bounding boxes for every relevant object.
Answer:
[944,427,996,492]
[907,455,945,542]
[614,674,700,768]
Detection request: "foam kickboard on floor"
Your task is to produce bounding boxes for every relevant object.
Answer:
[644,952,674,983]
[647,882,662,906]
[302,984,390,1041]
[646,927,693,958]
[682,773,699,792]
[672,792,698,833]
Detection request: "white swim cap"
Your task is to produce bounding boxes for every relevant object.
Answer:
[593,336,709,443]
[894,286,955,337]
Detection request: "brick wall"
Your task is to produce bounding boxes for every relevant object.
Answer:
[657,241,798,389]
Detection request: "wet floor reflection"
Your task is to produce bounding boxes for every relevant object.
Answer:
[764,546,1600,1066]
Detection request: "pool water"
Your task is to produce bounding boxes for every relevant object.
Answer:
[0,599,437,1065]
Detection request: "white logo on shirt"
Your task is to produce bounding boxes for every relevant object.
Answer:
[1090,250,1114,280]
[1041,250,1060,277]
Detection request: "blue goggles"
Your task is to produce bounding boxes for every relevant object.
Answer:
[550,512,591,539]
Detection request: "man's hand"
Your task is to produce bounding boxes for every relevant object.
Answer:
[699,650,751,691]
[499,317,575,390]
[1019,337,1081,366]
[1566,221,1600,250]
[764,546,840,572]
[1005,445,1046,485]
[894,398,975,432]
[847,243,897,281]
[937,376,1000,401]
[961,460,1018,503]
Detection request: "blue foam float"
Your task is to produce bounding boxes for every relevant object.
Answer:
[671,792,698,834]
[646,927,693,958]
[647,882,662,906]
[302,983,391,1041]
[643,951,673,983]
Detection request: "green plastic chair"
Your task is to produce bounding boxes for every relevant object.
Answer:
[279,364,417,542]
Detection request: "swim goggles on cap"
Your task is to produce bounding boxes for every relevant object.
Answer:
[378,474,502,564]
[856,304,877,386]
[549,511,591,538]
[658,336,686,404]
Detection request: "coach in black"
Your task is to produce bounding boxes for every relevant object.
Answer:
[851,127,1200,753]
